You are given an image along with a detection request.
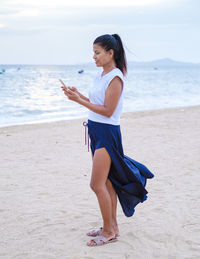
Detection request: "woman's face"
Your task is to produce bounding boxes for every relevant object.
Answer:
[93,44,114,67]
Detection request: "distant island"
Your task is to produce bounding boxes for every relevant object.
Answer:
[1,58,199,67]
[76,58,200,68]
[128,58,200,67]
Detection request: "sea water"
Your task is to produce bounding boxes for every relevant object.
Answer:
[0,63,200,127]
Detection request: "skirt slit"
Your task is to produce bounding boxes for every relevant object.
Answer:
[88,119,154,217]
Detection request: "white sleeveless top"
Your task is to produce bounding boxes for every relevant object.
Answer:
[88,68,124,125]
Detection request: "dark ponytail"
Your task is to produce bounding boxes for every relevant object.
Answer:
[93,34,127,76]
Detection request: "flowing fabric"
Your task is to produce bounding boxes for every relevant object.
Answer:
[88,119,154,217]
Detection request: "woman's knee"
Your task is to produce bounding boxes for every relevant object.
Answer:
[90,181,95,192]
[90,181,105,194]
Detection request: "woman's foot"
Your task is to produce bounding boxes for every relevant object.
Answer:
[87,230,116,246]
[87,227,103,237]
[87,235,118,246]
[113,224,119,237]
[87,225,119,237]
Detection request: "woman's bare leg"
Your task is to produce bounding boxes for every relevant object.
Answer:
[89,151,119,237]
[88,147,115,246]
[106,179,119,236]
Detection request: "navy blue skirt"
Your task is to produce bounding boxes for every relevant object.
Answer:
[88,119,154,217]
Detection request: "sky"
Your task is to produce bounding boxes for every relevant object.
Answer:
[0,0,199,64]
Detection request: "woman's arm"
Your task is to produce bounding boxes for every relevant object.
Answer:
[63,77,122,117]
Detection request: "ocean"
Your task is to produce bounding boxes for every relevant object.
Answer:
[0,62,200,127]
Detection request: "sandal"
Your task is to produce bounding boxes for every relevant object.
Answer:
[86,227,103,237]
[87,235,118,246]
[87,227,120,237]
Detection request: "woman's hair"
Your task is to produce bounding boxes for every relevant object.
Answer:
[93,34,127,75]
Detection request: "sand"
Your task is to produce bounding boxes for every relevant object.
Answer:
[0,105,199,259]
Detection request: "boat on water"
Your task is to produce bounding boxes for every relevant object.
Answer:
[78,69,84,74]
[0,69,5,74]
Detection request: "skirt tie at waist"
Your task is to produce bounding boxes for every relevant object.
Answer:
[83,121,89,152]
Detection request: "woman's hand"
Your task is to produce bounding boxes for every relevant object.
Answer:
[68,86,79,94]
[66,88,80,102]
[61,86,80,102]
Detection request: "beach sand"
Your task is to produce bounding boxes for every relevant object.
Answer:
[0,105,199,259]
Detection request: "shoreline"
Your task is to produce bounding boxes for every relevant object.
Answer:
[0,105,199,258]
[1,104,199,130]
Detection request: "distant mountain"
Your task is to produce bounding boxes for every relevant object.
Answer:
[128,58,200,67]
[80,58,200,68]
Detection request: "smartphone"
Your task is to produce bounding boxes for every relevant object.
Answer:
[59,79,66,87]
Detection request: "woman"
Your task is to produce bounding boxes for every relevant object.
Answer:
[61,34,154,247]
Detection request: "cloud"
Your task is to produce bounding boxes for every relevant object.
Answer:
[0,3,195,37]
[14,9,41,17]
[1,0,183,7]
[0,0,199,64]
[0,23,6,28]
[0,0,192,32]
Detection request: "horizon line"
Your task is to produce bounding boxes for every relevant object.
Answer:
[1,58,200,66]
